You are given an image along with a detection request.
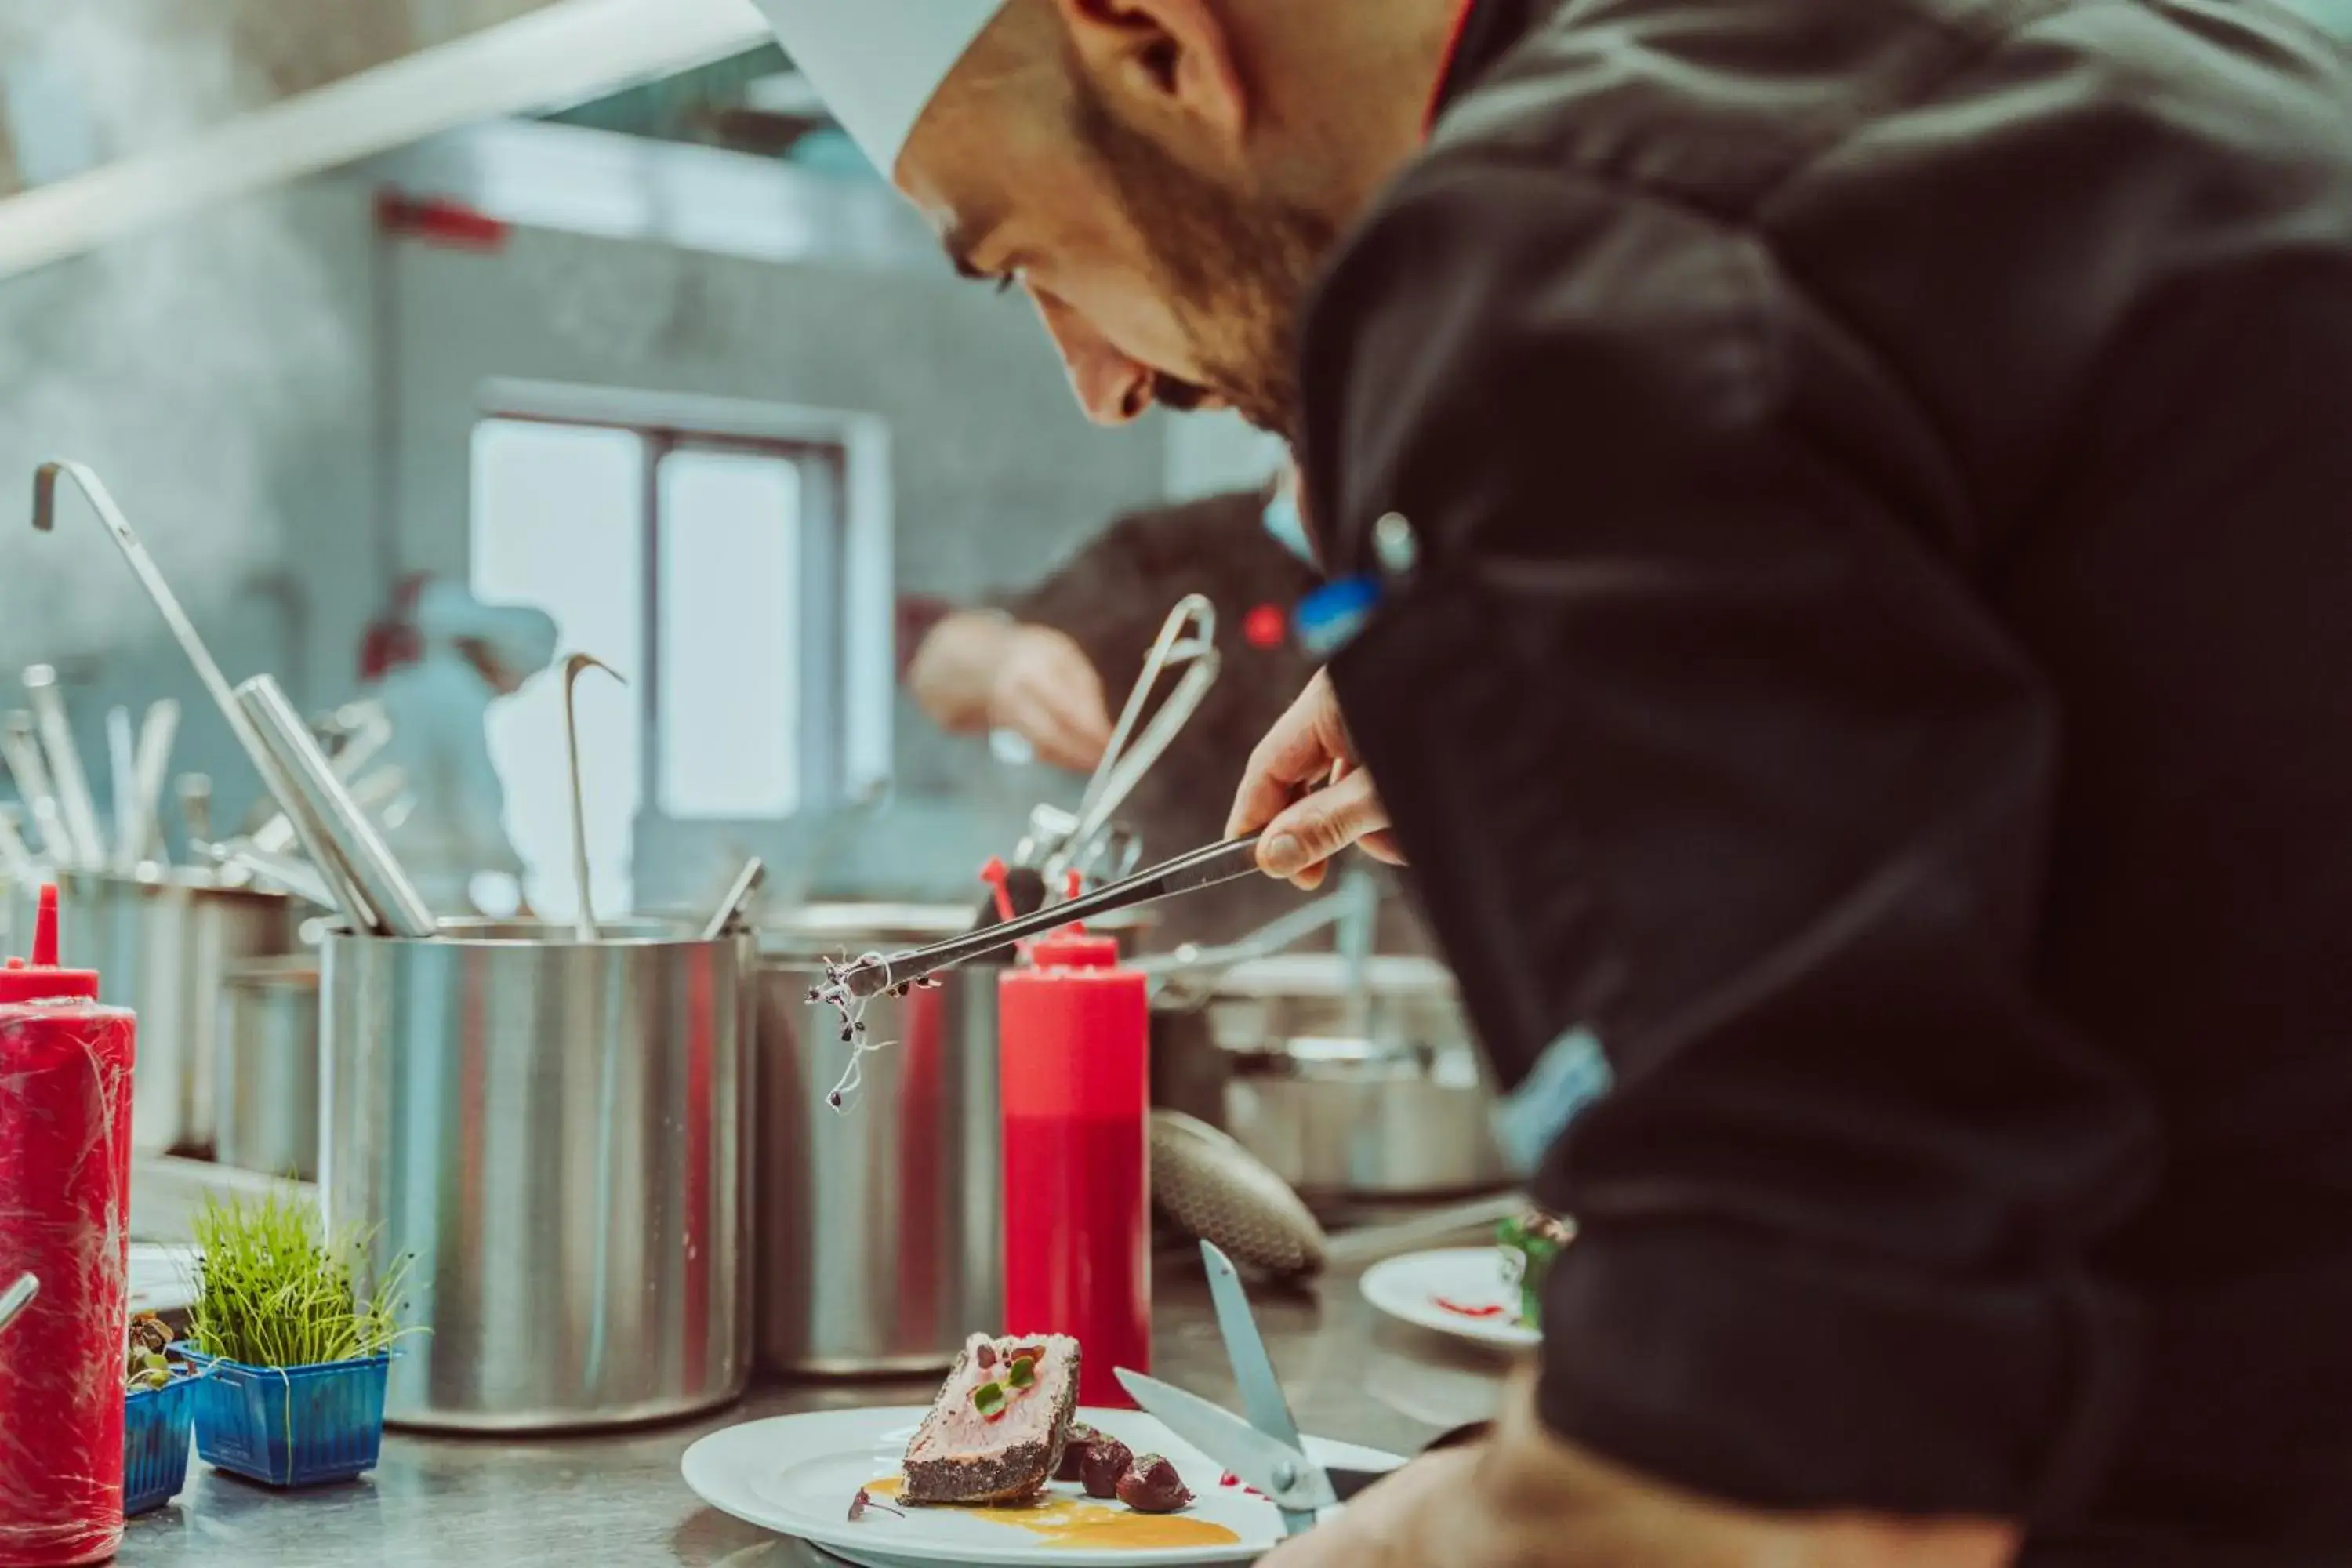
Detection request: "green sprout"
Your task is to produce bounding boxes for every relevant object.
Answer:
[187,1189,419,1369]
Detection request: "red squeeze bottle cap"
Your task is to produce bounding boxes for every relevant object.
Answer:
[1024,869,1118,967]
[1026,927,1120,969]
[0,884,100,1003]
[979,857,1016,925]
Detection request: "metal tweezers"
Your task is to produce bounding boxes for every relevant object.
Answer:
[823,833,1265,1003]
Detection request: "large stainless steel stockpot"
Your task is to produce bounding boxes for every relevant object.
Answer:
[754,904,1004,1376]
[321,919,753,1431]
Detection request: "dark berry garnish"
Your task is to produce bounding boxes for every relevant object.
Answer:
[1080,1435,1133,1499]
[1056,1423,1098,1483]
[1117,1454,1194,1514]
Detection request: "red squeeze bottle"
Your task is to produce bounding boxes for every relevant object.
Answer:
[0,887,137,1567]
[999,916,1149,1410]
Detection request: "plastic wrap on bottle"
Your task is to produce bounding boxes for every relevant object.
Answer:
[0,887,138,1567]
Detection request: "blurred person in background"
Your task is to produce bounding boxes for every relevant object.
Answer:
[903,470,1411,946]
[360,579,558,917]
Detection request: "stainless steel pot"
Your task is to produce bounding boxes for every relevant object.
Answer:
[1209,955,1513,1200]
[215,955,321,1181]
[13,869,294,1156]
[755,903,1005,1377]
[320,920,754,1431]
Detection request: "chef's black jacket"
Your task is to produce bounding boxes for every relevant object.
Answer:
[1298,0,2352,1559]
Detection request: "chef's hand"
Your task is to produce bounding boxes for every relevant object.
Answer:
[1261,1370,2020,1568]
[987,625,1116,773]
[1226,670,1403,889]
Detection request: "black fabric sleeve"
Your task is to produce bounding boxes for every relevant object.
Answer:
[1299,162,2159,1520]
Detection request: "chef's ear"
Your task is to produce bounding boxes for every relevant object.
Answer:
[1053,0,1249,144]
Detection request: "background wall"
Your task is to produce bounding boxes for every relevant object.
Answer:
[380,218,1168,904]
[0,177,378,840]
[0,165,1182,904]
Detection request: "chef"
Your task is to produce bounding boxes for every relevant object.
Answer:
[904,472,1354,945]
[363,579,558,916]
[751,1,2352,1564]
[905,475,1313,780]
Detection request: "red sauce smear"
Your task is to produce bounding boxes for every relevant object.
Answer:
[1435,1297,1508,1319]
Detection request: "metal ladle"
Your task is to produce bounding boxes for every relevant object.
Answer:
[0,804,33,881]
[192,836,339,909]
[700,857,768,942]
[24,666,104,870]
[560,653,624,942]
[1137,869,1384,1011]
[1053,594,1221,888]
[251,763,405,857]
[126,700,180,869]
[981,596,1224,931]
[31,461,383,931]
[238,674,437,937]
[1,710,71,868]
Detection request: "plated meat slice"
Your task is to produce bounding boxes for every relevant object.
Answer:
[902,1333,1081,1504]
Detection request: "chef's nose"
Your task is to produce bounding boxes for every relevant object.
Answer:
[1030,292,1154,426]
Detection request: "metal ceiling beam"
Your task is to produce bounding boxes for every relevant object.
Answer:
[358,118,938,274]
[0,0,772,281]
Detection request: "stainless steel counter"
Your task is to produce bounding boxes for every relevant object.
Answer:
[119,1251,1515,1567]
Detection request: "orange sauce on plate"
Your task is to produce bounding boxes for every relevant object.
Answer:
[865,1476,1243,1550]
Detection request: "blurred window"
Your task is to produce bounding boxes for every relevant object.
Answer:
[657,446,802,819]
[469,395,889,918]
[470,417,644,922]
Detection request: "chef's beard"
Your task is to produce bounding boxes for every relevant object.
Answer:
[1073,82,1335,442]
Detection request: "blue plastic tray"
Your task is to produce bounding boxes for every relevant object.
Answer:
[183,1352,390,1488]
[124,1367,205,1515]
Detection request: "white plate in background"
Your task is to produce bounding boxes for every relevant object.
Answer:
[1359,1247,1541,1350]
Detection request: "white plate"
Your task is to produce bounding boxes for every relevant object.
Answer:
[1359,1248,1541,1349]
[681,1406,1404,1567]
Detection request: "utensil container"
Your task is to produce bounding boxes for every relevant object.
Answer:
[215,957,321,1181]
[321,920,753,1431]
[10,871,293,1156]
[1210,956,1513,1200]
[184,1352,389,1487]
[123,1367,204,1515]
[754,904,1005,1377]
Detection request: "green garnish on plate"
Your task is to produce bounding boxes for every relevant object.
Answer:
[1497,1211,1576,1328]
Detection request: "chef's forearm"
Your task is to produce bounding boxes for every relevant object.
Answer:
[906,609,1018,732]
[1439,1371,2020,1568]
